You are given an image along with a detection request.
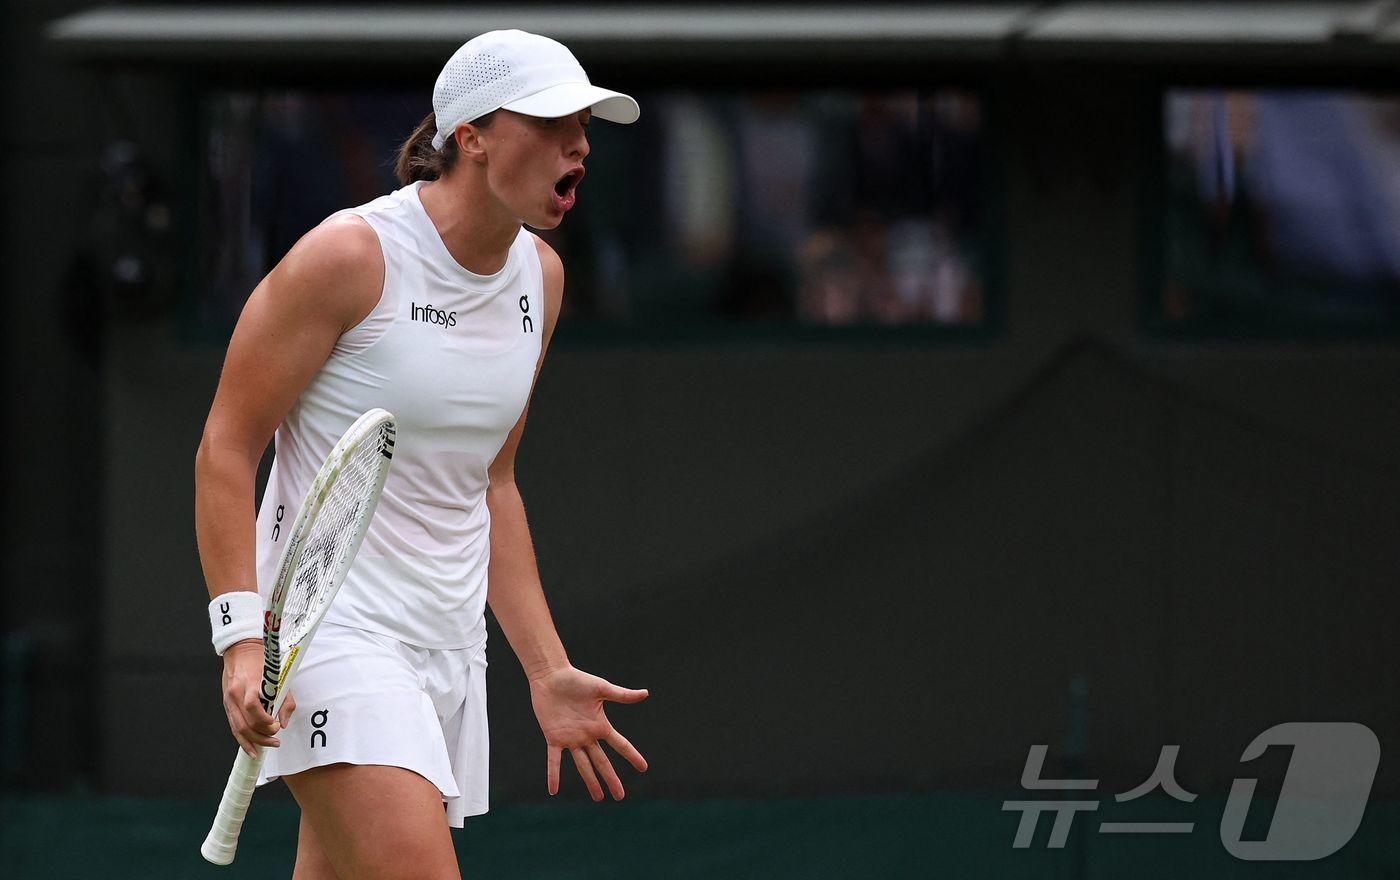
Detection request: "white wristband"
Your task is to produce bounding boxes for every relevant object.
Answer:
[209,592,263,656]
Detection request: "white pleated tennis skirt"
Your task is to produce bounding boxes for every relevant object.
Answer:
[257,621,490,826]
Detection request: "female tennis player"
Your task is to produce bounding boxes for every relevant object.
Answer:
[194,30,648,879]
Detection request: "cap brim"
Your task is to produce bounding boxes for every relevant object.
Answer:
[501,82,640,124]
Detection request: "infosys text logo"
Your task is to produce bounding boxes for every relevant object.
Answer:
[411,302,457,328]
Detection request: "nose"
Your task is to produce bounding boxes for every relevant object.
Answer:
[569,120,590,161]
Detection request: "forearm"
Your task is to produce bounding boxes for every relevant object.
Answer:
[194,438,262,600]
[199,440,284,752]
[485,479,568,681]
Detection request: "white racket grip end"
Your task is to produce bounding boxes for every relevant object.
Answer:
[201,746,265,865]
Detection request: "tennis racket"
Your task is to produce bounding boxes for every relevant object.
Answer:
[201,407,396,866]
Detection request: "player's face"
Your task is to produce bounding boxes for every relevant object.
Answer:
[480,108,591,230]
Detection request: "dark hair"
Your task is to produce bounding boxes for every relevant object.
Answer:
[394,110,495,185]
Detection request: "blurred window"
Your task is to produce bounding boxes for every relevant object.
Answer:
[1159,89,1400,335]
[197,89,992,337]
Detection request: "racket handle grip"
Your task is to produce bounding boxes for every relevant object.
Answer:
[201,746,265,865]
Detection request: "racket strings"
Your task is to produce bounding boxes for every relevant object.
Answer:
[281,424,392,647]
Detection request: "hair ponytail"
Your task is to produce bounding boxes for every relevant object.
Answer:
[394,110,496,185]
[395,112,457,185]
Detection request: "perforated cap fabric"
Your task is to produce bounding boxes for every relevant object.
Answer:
[431,29,640,151]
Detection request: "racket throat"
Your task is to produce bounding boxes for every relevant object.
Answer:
[259,623,284,710]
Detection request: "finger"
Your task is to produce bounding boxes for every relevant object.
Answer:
[236,734,257,758]
[570,747,604,802]
[245,734,277,753]
[587,742,625,801]
[225,693,273,756]
[225,705,264,751]
[242,692,276,722]
[247,729,281,748]
[232,721,281,748]
[600,683,649,704]
[604,729,648,773]
[278,692,297,727]
[226,709,257,758]
[242,697,280,735]
[547,745,561,796]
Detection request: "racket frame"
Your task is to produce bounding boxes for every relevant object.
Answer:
[200,407,395,866]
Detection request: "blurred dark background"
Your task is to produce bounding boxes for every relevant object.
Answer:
[4,1,1400,877]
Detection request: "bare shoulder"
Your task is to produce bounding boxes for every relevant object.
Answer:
[531,233,563,292]
[530,232,564,329]
[267,213,384,328]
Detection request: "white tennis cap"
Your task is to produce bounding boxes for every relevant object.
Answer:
[431,29,640,150]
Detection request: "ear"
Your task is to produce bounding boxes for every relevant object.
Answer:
[455,123,489,166]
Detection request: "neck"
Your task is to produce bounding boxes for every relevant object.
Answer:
[416,171,519,275]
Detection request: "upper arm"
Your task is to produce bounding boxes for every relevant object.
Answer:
[198,215,384,462]
[488,234,563,485]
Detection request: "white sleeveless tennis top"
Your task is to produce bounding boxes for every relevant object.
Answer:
[254,179,544,649]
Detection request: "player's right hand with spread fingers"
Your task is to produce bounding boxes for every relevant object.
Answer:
[220,639,295,756]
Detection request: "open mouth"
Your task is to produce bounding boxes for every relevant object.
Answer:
[553,167,584,200]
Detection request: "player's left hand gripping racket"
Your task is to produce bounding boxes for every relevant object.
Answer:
[201,408,396,866]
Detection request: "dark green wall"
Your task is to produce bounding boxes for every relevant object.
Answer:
[3,0,105,787]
